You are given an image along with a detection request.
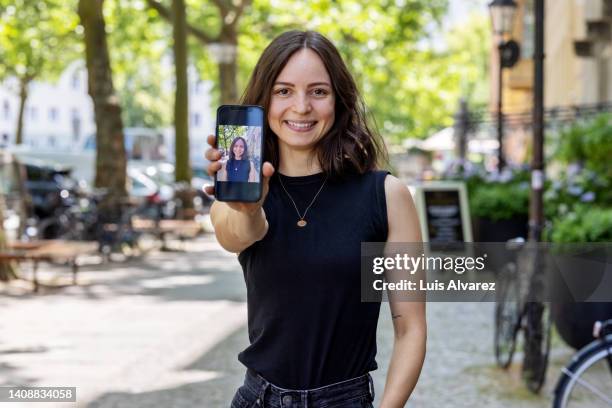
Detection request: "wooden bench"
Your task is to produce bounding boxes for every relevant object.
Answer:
[0,240,99,292]
[132,218,202,250]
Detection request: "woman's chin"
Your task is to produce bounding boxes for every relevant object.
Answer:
[278,134,322,151]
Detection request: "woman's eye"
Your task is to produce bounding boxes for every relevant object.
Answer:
[313,88,329,96]
[274,88,290,96]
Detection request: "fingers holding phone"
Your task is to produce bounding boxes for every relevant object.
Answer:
[204,135,275,212]
[204,134,221,196]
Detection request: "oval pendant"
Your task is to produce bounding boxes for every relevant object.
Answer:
[297,220,307,227]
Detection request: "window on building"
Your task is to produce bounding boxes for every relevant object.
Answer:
[49,107,59,122]
[30,106,38,121]
[72,115,81,142]
[72,70,80,90]
[48,135,56,147]
[521,0,535,59]
[192,113,201,127]
[1,133,9,145]
[2,100,9,120]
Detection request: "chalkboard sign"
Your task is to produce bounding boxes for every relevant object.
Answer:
[411,182,472,243]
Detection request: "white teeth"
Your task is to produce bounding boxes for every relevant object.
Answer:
[287,121,315,129]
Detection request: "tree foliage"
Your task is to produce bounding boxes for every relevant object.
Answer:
[1,0,491,147]
[103,0,173,128]
[232,0,489,143]
[0,0,81,144]
[0,0,80,82]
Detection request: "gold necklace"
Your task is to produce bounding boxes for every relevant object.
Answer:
[277,174,328,228]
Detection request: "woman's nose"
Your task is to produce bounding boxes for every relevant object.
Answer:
[292,94,312,114]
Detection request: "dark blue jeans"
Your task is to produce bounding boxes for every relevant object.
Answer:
[230,368,375,408]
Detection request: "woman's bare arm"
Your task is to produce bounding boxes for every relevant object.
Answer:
[210,202,268,253]
[379,175,426,408]
[205,135,275,253]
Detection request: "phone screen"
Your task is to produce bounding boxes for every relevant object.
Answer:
[214,105,264,202]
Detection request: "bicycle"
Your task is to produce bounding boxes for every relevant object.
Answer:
[553,319,612,407]
[494,238,552,393]
[33,189,158,259]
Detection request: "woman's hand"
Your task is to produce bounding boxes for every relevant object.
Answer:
[204,134,275,216]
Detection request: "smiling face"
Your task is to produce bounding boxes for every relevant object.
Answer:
[232,138,245,160]
[268,48,335,154]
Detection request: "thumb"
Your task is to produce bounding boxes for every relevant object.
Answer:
[262,161,275,179]
[260,161,275,201]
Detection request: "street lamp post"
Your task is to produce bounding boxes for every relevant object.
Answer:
[530,0,545,242]
[496,41,506,170]
[489,0,519,171]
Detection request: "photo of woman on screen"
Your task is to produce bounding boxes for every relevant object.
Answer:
[218,136,257,182]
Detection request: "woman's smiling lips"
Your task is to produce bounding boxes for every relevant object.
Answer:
[284,120,317,132]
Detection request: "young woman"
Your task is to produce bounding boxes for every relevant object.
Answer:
[205,30,426,408]
[218,136,258,182]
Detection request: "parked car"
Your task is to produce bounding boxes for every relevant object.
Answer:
[127,167,177,218]
[23,159,79,220]
[129,162,213,210]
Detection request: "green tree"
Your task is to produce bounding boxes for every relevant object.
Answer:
[146,0,253,104]
[0,0,80,144]
[145,0,251,183]
[78,0,127,202]
[103,0,172,129]
[236,0,451,142]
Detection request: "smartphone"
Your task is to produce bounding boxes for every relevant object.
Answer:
[214,105,265,202]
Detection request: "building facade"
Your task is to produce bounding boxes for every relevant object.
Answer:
[492,0,612,112]
[0,61,214,166]
[489,0,612,163]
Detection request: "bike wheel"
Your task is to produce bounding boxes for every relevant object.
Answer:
[522,301,552,393]
[553,335,612,407]
[495,263,521,369]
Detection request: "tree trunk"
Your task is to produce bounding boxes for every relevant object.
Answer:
[78,0,127,208]
[219,58,238,104]
[0,196,18,282]
[218,28,238,104]
[172,0,191,183]
[14,78,29,145]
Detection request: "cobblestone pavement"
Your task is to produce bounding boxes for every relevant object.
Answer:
[0,235,574,407]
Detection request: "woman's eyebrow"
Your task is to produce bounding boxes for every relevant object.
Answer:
[274,81,331,87]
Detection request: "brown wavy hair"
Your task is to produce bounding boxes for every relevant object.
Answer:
[240,30,388,178]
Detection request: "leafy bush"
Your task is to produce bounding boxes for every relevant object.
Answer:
[469,181,530,221]
[548,206,612,243]
[544,165,611,219]
[444,161,530,221]
[546,114,612,242]
[555,113,612,179]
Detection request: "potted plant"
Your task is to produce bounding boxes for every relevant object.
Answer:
[444,161,530,242]
[545,113,612,350]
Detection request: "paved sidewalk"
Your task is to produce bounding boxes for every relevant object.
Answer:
[0,237,248,407]
[0,235,573,407]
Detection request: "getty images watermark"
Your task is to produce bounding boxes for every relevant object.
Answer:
[360,242,612,302]
[371,252,494,292]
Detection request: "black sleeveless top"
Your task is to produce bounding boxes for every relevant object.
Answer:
[237,170,389,389]
[227,158,251,182]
